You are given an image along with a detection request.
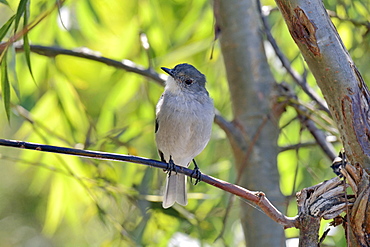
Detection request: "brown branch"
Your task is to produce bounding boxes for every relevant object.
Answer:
[279,138,338,153]
[0,1,66,51]
[296,177,354,246]
[298,114,337,161]
[214,112,248,152]
[277,83,337,160]
[0,138,297,229]
[0,43,166,86]
[2,44,238,142]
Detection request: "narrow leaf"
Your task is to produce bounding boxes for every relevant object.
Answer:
[0,15,15,42]
[0,0,9,6]
[14,0,28,32]
[23,5,35,81]
[1,51,11,122]
[8,45,20,100]
[85,0,101,25]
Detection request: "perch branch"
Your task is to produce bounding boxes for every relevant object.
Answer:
[0,138,297,228]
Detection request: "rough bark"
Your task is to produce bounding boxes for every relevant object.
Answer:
[275,0,370,246]
[275,0,370,169]
[214,0,285,246]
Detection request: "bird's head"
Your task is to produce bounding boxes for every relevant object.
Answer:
[161,63,207,93]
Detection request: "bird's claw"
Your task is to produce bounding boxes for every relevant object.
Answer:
[191,159,202,185]
[165,156,178,177]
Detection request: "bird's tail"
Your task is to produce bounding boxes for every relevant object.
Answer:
[162,173,187,208]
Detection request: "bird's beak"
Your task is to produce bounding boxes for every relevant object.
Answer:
[161,67,174,77]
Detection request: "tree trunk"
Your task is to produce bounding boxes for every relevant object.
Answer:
[214,0,286,246]
[275,0,370,246]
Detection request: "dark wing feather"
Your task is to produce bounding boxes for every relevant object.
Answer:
[155,118,159,133]
[158,149,166,162]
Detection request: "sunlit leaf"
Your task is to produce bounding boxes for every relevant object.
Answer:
[0,15,15,42]
[14,0,28,33]
[23,5,35,82]
[1,51,11,122]
[0,0,9,6]
[353,1,369,19]
[85,0,102,25]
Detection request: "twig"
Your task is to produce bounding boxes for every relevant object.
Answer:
[278,83,337,160]
[214,112,247,151]
[0,43,166,86]
[257,0,330,114]
[318,228,330,245]
[0,1,66,51]
[279,139,338,152]
[298,114,337,160]
[0,138,297,228]
[2,43,237,140]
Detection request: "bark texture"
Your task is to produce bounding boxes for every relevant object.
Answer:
[275,0,370,169]
[214,0,285,246]
[275,0,370,246]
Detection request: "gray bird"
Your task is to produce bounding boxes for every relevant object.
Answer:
[155,63,214,208]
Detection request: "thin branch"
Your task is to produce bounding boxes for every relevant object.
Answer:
[279,139,338,153]
[0,43,166,86]
[298,113,337,161]
[214,112,248,151]
[257,0,330,115]
[2,43,239,142]
[0,138,297,229]
[278,83,337,160]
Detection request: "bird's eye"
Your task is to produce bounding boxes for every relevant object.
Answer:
[184,79,193,85]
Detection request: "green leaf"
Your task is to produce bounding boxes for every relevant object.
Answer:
[0,0,9,6]
[7,45,20,100]
[0,15,15,42]
[1,51,11,122]
[14,0,28,33]
[85,0,102,25]
[23,6,34,81]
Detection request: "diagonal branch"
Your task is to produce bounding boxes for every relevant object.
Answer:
[257,0,330,114]
[0,138,297,229]
[275,0,370,245]
[275,0,370,168]
[277,83,337,160]
[0,43,166,86]
[0,43,246,155]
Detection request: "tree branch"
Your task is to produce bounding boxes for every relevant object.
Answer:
[275,0,370,245]
[257,0,330,115]
[275,0,370,168]
[0,43,166,86]
[277,82,337,160]
[0,138,297,228]
[1,43,242,147]
[279,138,338,153]
[214,112,248,152]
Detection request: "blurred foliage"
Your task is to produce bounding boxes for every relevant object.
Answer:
[0,0,368,246]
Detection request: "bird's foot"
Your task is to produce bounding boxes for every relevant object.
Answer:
[191,159,202,185]
[165,156,178,177]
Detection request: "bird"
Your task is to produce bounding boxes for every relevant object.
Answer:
[155,63,214,208]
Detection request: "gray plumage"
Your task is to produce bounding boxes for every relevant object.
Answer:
[155,63,214,208]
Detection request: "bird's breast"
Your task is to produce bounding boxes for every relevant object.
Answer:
[155,93,214,166]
